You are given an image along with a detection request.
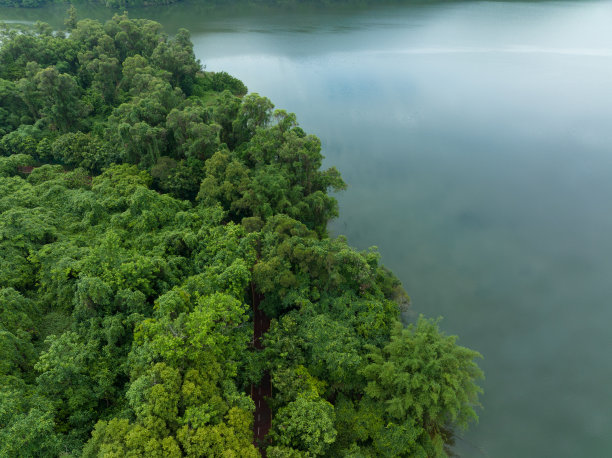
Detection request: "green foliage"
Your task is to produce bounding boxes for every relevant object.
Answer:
[0,78,24,136]
[166,105,221,160]
[51,132,108,173]
[271,394,337,456]
[0,389,62,458]
[360,317,484,456]
[200,110,346,235]
[232,93,274,146]
[0,125,41,157]
[152,28,201,96]
[0,288,38,383]
[194,71,248,97]
[0,15,482,458]
[0,0,390,9]
[0,154,34,177]
[33,66,87,132]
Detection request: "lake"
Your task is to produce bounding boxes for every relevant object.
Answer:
[2,1,612,456]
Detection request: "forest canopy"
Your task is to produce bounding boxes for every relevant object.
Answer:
[1,0,372,10]
[0,13,483,457]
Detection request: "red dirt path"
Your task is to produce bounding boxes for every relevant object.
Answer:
[16,165,34,174]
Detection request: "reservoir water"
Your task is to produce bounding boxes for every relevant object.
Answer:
[2,1,612,456]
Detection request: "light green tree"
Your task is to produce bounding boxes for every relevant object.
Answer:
[360,317,483,456]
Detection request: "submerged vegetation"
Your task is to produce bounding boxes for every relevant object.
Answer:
[0,13,482,457]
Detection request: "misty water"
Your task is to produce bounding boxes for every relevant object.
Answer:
[2,1,612,456]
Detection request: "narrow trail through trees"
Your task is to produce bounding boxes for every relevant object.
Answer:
[251,286,271,455]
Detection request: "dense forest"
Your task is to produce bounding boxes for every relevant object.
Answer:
[0,13,482,457]
[1,0,363,10]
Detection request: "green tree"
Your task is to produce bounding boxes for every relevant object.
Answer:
[360,317,483,456]
[165,105,221,161]
[65,5,78,31]
[33,66,86,132]
[51,132,109,172]
[271,394,337,456]
[0,389,61,458]
[232,93,274,146]
[0,79,24,136]
[151,28,201,96]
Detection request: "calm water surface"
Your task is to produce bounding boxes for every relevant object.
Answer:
[2,1,612,456]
